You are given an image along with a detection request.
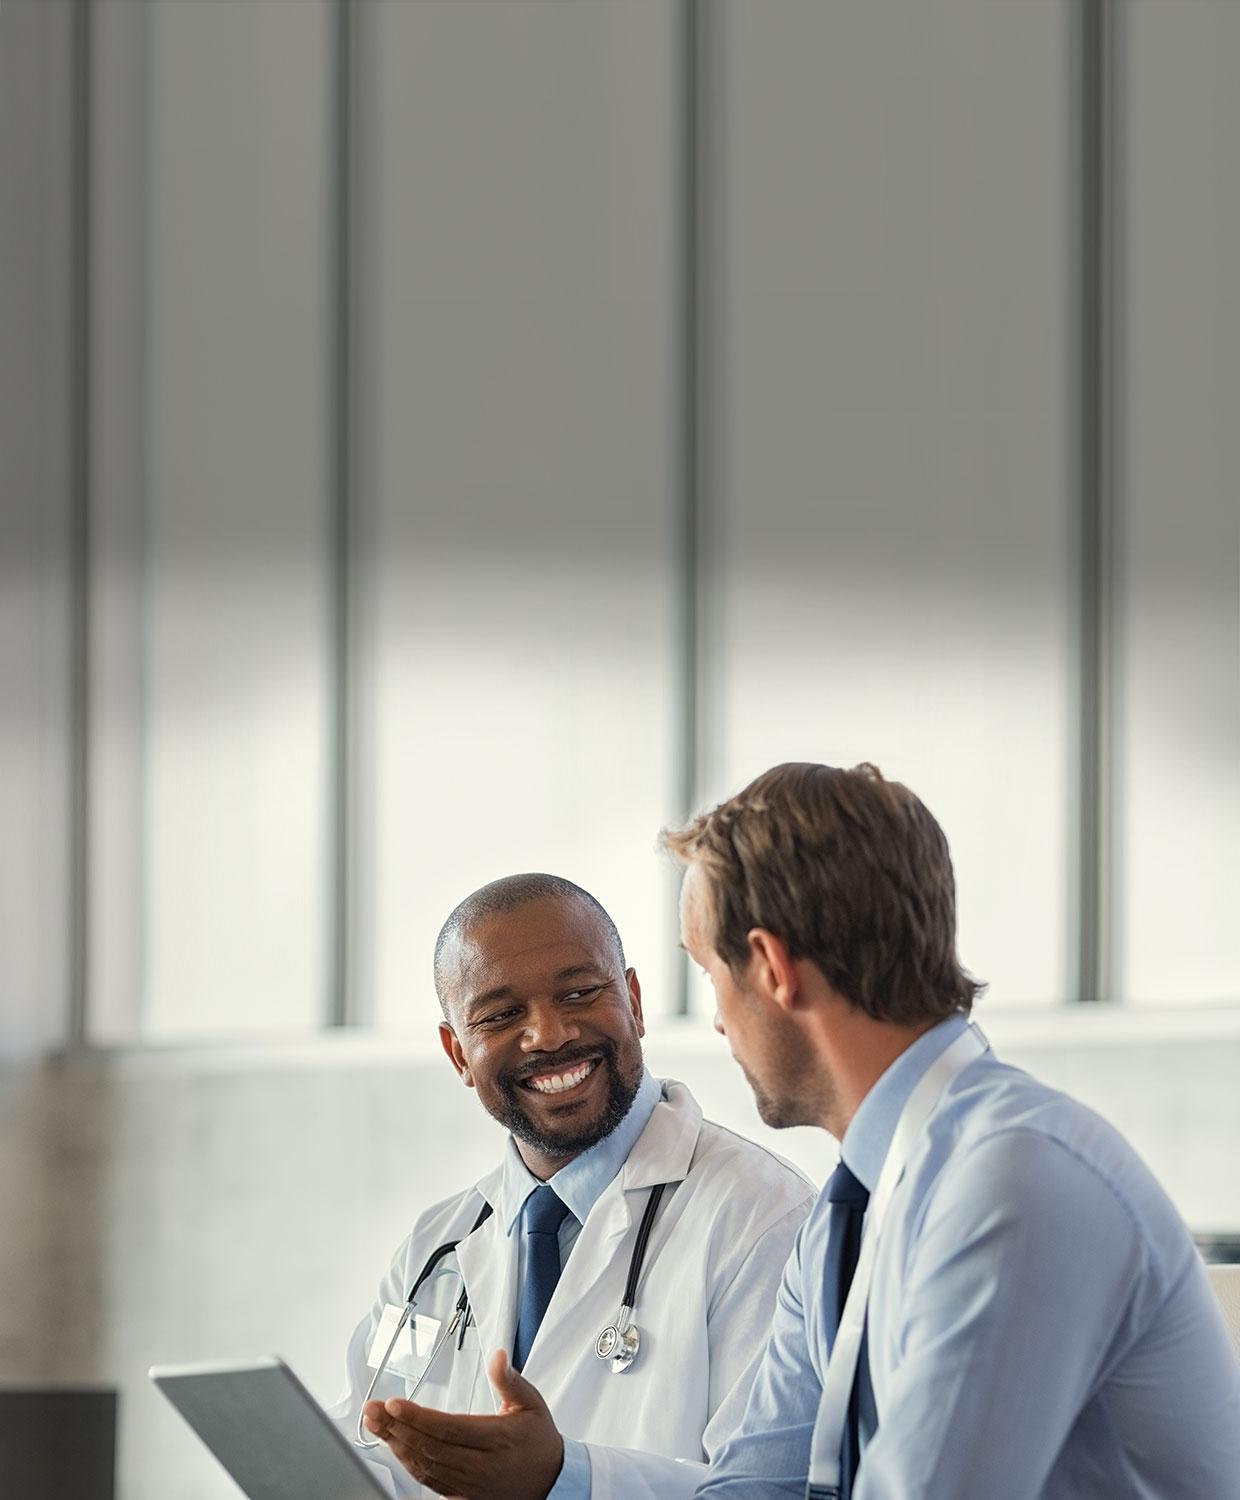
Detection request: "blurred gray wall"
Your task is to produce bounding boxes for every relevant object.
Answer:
[2,1021,1240,1500]
[3,3,1238,1497]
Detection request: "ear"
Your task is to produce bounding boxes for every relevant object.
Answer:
[625,968,645,1038]
[745,929,800,1014]
[439,1021,474,1087]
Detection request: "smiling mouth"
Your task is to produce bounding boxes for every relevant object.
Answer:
[519,1056,601,1097]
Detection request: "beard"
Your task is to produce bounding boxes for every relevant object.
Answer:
[747,1067,803,1130]
[738,1014,829,1131]
[488,1038,643,1160]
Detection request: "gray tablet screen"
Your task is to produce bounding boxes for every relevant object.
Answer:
[151,1357,388,1500]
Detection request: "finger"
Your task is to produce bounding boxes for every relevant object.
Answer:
[381,1426,492,1498]
[382,1397,421,1423]
[382,1432,466,1497]
[377,1421,454,1480]
[383,1398,503,1451]
[362,1399,391,1436]
[381,1413,501,1478]
[487,1348,548,1416]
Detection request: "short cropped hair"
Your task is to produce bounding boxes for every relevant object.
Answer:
[433,873,626,1015]
[662,762,984,1025]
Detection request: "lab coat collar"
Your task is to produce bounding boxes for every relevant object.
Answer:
[472,1157,511,1223]
[548,1068,663,1226]
[618,1078,702,1192]
[472,1078,703,1221]
[479,1068,665,1236]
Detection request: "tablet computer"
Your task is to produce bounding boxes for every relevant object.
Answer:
[150,1356,389,1500]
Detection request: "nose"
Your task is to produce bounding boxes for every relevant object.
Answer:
[522,1001,581,1054]
[713,1008,725,1037]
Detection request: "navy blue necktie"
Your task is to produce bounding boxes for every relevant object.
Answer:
[513,1185,572,1371]
[823,1161,871,1499]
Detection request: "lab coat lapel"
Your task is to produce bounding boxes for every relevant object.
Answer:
[453,1167,519,1403]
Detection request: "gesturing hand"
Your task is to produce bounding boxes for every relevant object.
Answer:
[361,1349,565,1500]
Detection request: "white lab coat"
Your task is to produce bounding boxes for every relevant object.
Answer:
[330,1080,813,1500]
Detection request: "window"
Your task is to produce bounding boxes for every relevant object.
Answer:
[12,0,1233,1048]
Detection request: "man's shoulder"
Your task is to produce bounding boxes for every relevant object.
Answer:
[940,1055,1141,1173]
[693,1112,812,1181]
[919,1054,1191,1270]
[686,1110,817,1218]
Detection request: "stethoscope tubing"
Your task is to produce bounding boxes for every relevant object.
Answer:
[618,1182,665,1316]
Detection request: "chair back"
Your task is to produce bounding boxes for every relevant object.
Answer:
[0,1387,117,1500]
[1207,1262,1240,1360]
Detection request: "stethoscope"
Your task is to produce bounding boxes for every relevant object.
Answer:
[354,1182,668,1448]
[593,1181,665,1372]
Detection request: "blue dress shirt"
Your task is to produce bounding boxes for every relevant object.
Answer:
[495,1068,663,1500]
[697,1015,1240,1499]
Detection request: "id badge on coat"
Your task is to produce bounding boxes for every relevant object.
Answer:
[365,1303,443,1382]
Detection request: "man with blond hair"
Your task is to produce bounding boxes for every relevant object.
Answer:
[666,761,1240,1500]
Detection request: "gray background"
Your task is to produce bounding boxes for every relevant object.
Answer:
[2,3,1238,1496]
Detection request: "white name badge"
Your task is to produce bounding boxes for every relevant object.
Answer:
[366,1303,442,1379]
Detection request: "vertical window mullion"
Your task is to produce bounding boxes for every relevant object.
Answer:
[1077,0,1115,1005]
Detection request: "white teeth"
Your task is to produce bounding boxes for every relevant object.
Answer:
[528,1059,596,1095]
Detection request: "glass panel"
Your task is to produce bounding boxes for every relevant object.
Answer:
[1113,1,1240,1006]
[354,2,682,1026]
[700,0,1076,1006]
[139,0,334,1035]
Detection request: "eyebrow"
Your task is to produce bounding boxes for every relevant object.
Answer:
[463,964,609,1017]
[464,985,518,1015]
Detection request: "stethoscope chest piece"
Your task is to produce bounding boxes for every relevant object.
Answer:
[594,1321,641,1373]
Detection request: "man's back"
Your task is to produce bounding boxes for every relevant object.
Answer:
[670,763,1240,1499]
[700,1027,1240,1499]
[859,1048,1240,1498]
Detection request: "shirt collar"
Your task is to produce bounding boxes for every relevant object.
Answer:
[840,1013,970,1193]
[497,1067,663,1235]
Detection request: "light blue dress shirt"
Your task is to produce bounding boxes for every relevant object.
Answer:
[697,1014,1240,1499]
[494,1068,663,1500]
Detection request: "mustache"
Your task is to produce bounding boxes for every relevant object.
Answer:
[505,1041,614,1088]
